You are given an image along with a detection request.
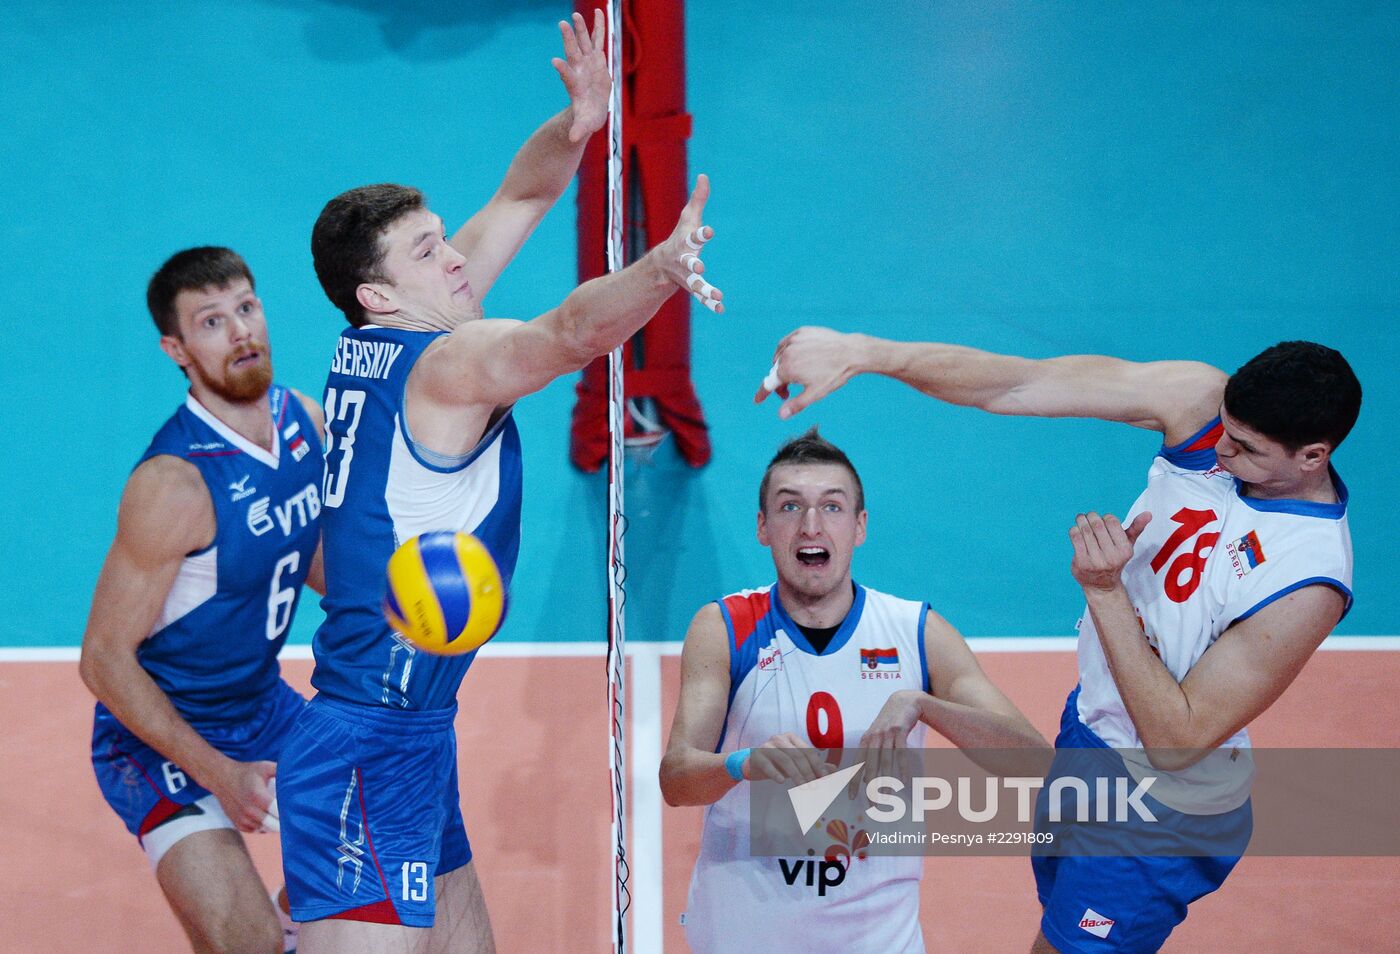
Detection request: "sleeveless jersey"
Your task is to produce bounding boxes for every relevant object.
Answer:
[1075,417,1353,812]
[684,583,930,954]
[110,385,322,729]
[313,325,522,711]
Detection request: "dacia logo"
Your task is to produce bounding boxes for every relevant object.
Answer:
[229,475,256,502]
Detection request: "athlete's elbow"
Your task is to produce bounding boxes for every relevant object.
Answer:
[1143,750,1192,772]
[77,649,105,699]
[1141,737,1214,772]
[659,760,684,807]
[658,757,709,807]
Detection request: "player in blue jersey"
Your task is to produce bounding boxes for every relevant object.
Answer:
[276,11,724,951]
[756,327,1361,953]
[81,246,325,954]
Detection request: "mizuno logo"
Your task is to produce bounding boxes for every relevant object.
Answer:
[229,475,256,501]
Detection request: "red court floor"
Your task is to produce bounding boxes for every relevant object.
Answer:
[2,648,1396,952]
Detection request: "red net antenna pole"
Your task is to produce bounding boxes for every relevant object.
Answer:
[570,0,710,471]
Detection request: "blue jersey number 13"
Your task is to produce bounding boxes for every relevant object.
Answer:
[322,388,366,509]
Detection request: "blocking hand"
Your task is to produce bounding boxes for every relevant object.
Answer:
[553,10,611,143]
[658,174,724,313]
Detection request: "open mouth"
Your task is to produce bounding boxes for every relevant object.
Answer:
[230,350,263,370]
[796,546,830,568]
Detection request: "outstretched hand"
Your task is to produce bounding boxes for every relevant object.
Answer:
[553,10,611,143]
[754,326,865,419]
[1069,511,1153,593]
[659,174,723,313]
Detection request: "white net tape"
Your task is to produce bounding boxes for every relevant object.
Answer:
[603,2,630,951]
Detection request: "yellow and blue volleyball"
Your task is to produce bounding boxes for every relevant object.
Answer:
[382,531,507,655]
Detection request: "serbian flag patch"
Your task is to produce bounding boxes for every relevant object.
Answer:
[860,647,899,672]
[1227,529,1267,575]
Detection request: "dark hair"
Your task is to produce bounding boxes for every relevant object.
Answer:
[1224,341,1362,451]
[758,427,865,511]
[146,247,254,337]
[312,183,426,327]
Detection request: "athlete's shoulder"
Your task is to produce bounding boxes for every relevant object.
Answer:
[119,454,214,556]
[715,586,775,641]
[128,451,207,498]
[1227,487,1352,575]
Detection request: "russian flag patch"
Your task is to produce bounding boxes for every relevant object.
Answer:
[283,422,311,462]
[859,647,900,672]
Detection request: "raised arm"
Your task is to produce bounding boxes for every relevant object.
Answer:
[414,175,722,418]
[78,457,276,831]
[759,327,1226,446]
[449,10,611,300]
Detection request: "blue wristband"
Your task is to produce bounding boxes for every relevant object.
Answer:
[724,748,752,782]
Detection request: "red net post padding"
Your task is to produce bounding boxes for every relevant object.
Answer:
[570,0,710,471]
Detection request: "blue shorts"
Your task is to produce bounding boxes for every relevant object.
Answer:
[91,679,305,840]
[277,695,472,928]
[1031,689,1251,953]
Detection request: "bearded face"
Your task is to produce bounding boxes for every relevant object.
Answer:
[163,279,274,404]
[210,340,274,402]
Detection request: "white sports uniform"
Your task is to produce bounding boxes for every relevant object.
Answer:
[683,584,931,954]
[1075,417,1353,812]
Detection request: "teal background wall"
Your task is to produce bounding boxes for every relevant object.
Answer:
[2,1,1395,648]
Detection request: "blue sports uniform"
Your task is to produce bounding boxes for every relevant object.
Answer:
[91,386,322,848]
[279,326,522,927]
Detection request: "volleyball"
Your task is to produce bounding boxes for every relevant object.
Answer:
[383,531,507,655]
